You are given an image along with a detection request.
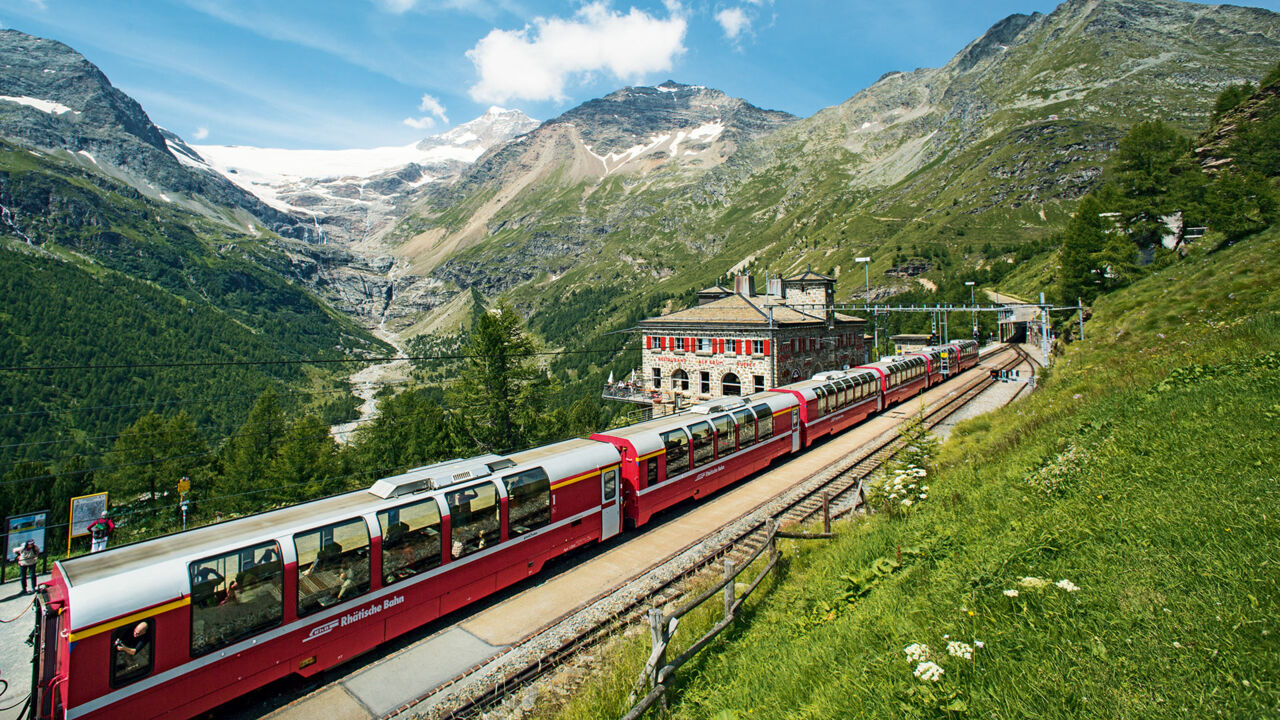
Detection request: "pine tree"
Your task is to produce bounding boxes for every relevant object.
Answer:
[451,301,544,453]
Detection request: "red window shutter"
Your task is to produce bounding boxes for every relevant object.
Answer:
[645,335,652,349]
[686,337,694,351]
[763,340,771,355]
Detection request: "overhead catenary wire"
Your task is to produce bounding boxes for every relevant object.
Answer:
[0,346,628,373]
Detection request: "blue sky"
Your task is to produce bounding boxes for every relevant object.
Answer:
[5,0,1280,149]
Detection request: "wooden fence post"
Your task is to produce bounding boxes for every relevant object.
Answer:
[823,491,831,534]
[723,559,736,619]
[767,518,778,562]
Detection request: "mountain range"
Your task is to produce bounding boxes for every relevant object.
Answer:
[3,0,1280,425]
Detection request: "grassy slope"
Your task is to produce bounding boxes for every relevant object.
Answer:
[537,227,1280,718]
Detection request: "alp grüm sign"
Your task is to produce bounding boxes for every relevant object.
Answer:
[303,595,405,642]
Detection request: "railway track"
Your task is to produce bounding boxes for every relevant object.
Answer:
[411,346,1031,720]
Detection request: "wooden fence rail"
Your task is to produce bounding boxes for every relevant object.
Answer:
[620,494,838,720]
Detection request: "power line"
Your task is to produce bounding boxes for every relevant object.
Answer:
[0,346,628,373]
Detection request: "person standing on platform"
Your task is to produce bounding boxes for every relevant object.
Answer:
[88,511,115,553]
[13,539,40,594]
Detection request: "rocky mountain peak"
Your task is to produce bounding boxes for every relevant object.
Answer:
[547,80,794,156]
[416,107,538,152]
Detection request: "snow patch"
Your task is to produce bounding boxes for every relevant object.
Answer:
[193,142,483,187]
[0,95,75,115]
[158,193,172,203]
[687,120,723,142]
[77,150,96,164]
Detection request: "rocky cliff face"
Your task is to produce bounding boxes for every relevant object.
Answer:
[0,29,314,240]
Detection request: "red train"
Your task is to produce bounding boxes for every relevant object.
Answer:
[25,340,979,720]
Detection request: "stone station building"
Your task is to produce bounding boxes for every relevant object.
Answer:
[630,272,867,412]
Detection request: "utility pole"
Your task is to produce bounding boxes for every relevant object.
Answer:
[856,257,872,359]
[1040,292,1050,363]
[1077,296,1085,342]
[965,281,976,340]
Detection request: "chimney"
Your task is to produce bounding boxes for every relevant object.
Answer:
[734,275,755,297]
[767,277,783,297]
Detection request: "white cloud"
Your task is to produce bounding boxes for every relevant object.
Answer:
[192,126,210,140]
[403,116,436,130]
[715,7,749,40]
[467,2,687,104]
[404,92,448,131]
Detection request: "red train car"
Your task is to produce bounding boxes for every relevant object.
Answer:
[590,392,799,527]
[31,440,620,720]
[771,369,881,447]
[907,347,945,387]
[27,341,990,720]
[855,354,930,407]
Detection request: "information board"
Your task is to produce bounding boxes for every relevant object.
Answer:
[5,511,47,558]
[68,492,109,539]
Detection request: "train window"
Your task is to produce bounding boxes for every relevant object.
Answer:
[110,618,153,687]
[505,468,551,537]
[661,429,690,477]
[295,518,371,617]
[640,456,659,487]
[732,408,756,447]
[811,387,825,419]
[189,541,283,657]
[378,498,442,585]
[446,482,501,559]
[689,421,714,466]
[712,414,735,456]
[825,383,840,409]
[752,404,773,437]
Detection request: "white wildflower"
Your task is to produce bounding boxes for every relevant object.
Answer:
[913,468,927,477]
[1019,576,1049,589]
[921,486,929,492]
[903,643,931,662]
[1003,589,1019,597]
[974,640,985,649]
[919,493,927,500]
[900,498,914,507]
[913,661,944,682]
[947,641,974,660]
[1056,579,1080,592]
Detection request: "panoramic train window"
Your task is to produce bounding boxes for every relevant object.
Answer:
[446,482,501,559]
[811,386,825,419]
[712,414,735,456]
[661,429,690,477]
[295,518,371,617]
[733,408,756,447]
[110,618,153,687]
[189,540,283,657]
[826,383,840,409]
[504,467,551,537]
[378,498,442,585]
[752,404,773,437]
[689,421,714,466]
[640,456,659,487]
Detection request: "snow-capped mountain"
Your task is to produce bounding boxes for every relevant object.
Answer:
[189,107,538,244]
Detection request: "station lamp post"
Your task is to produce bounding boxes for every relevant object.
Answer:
[856,257,874,359]
[965,281,976,341]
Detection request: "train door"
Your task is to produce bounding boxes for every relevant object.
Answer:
[32,593,64,719]
[791,408,800,453]
[601,466,621,540]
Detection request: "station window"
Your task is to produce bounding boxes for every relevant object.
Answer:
[700,371,711,394]
[189,541,283,657]
[752,340,765,355]
[689,421,714,466]
[378,498,442,585]
[652,367,662,389]
[110,618,153,687]
[712,414,735,456]
[733,408,756,447]
[661,429,690,477]
[753,375,765,394]
[446,482,501,559]
[698,337,711,352]
[752,404,774,437]
[505,467,551,537]
[295,518,371,617]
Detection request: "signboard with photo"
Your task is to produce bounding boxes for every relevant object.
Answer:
[5,511,48,558]
[69,492,109,538]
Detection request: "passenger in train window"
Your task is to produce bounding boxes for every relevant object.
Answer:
[111,620,152,685]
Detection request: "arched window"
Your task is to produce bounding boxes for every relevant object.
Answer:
[672,369,690,391]
[722,373,741,396]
